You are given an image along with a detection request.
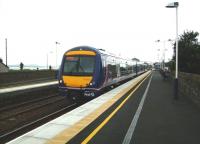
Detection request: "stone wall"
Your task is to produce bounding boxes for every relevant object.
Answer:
[179,72,200,107]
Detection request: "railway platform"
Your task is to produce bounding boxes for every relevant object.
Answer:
[0,81,58,94]
[6,71,200,144]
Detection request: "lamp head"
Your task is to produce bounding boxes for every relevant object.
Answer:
[166,2,179,8]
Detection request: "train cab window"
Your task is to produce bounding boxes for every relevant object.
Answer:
[63,56,95,76]
[80,57,95,73]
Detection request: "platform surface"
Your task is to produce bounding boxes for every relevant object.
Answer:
[68,71,200,144]
[0,81,57,94]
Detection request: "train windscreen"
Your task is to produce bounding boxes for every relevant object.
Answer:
[63,56,95,76]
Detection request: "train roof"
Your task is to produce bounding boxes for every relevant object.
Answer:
[65,46,113,56]
[66,46,98,52]
[65,46,135,62]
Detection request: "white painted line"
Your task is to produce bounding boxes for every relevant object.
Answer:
[122,75,153,144]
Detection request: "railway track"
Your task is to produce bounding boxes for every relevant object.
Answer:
[0,94,65,121]
[0,93,69,133]
[0,84,58,108]
[0,102,77,144]
[0,94,58,113]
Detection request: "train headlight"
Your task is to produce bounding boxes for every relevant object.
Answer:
[89,82,95,86]
[59,80,63,84]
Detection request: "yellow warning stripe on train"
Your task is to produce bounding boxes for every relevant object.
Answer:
[62,76,93,88]
[66,51,96,56]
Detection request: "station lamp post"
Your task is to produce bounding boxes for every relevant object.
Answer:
[157,48,161,68]
[155,39,172,70]
[5,38,8,66]
[46,51,53,69]
[166,2,179,99]
[55,41,60,69]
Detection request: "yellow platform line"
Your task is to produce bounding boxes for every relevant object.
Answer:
[46,71,151,144]
[81,72,151,144]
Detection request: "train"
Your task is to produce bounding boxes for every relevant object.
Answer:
[58,46,149,101]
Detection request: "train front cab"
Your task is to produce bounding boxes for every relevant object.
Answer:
[58,48,103,101]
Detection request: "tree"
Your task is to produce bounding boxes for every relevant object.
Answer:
[172,30,200,74]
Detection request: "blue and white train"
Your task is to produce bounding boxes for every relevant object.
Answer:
[58,46,148,100]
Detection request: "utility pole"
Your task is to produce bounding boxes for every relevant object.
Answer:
[5,38,8,66]
[55,41,60,69]
[46,53,48,69]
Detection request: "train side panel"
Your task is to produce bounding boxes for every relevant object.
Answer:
[99,54,137,89]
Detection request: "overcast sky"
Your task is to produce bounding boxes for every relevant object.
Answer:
[0,0,199,68]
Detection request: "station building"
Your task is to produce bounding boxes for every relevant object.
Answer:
[0,60,9,73]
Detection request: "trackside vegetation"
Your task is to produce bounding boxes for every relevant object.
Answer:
[167,30,200,74]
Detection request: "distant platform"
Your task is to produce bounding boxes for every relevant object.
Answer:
[0,81,58,94]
